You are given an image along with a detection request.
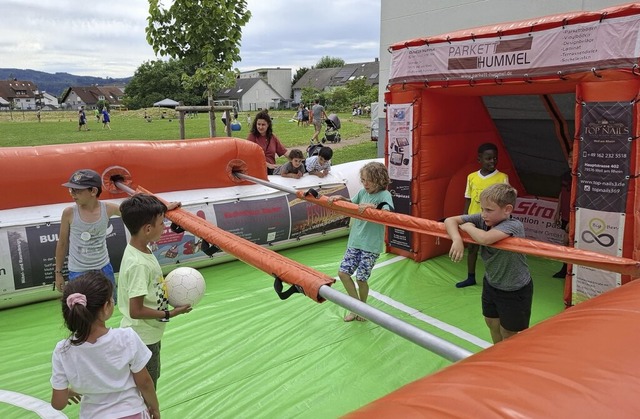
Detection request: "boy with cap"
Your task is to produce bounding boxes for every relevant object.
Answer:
[54,169,121,299]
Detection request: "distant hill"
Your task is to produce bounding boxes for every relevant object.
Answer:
[0,68,131,98]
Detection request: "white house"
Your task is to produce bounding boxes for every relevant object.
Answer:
[216,78,283,112]
[40,91,59,108]
[238,68,292,102]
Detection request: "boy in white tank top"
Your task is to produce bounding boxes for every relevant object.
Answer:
[55,169,121,300]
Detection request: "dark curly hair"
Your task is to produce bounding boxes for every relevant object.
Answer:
[250,110,273,139]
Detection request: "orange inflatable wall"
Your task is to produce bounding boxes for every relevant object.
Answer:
[347,278,640,418]
[0,138,268,210]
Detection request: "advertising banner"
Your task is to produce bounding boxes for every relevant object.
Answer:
[1,220,127,292]
[576,102,632,213]
[572,208,624,303]
[390,14,640,83]
[387,104,414,252]
[511,197,566,245]
[571,100,632,304]
[288,185,350,237]
[0,189,353,296]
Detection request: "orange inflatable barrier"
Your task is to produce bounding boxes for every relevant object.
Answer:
[0,138,268,210]
[347,278,640,418]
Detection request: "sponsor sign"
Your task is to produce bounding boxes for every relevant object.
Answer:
[387,104,414,252]
[391,14,640,83]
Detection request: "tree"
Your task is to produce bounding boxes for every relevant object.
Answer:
[326,87,350,111]
[315,56,345,69]
[292,67,310,95]
[301,86,324,107]
[345,77,378,108]
[146,0,251,136]
[123,59,205,109]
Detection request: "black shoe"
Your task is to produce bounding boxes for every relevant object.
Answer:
[553,265,567,278]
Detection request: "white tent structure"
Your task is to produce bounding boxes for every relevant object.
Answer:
[153,98,179,108]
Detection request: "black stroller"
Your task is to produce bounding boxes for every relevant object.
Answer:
[307,142,324,158]
[321,114,341,144]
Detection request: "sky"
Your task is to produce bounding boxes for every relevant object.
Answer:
[0,0,381,79]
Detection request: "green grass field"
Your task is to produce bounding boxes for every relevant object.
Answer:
[0,109,378,164]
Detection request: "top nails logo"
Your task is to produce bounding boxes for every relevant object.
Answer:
[581,217,614,247]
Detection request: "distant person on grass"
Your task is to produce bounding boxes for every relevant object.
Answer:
[102,108,111,130]
[78,107,89,131]
[310,99,327,144]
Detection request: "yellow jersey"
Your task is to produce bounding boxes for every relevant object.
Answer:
[465,170,509,214]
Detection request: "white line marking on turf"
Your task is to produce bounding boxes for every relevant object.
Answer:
[0,389,67,418]
[346,255,492,349]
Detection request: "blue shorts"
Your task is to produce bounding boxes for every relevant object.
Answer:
[68,263,117,302]
[339,247,380,282]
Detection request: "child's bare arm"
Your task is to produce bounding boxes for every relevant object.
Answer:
[326,195,349,204]
[463,198,471,215]
[128,296,192,320]
[54,207,73,292]
[133,368,160,418]
[444,216,466,262]
[51,388,81,411]
[106,202,121,217]
[459,222,509,245]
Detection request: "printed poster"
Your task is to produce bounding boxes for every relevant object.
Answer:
[572,208,624,304]
[152,203,217,265]
[511,197,566,245]
[288,185,350,237]
[576,102,631,213]
[387,104,414,252]
[571,101,632,304]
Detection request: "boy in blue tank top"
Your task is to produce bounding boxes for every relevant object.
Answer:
[55,169,121,301]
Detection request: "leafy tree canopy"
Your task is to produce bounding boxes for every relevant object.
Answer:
[146,0,250,93]
[124,59,205,109]
[292,67,310,91]
[315,56,345,69]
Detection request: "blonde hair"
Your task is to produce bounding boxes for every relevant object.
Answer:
[480,183,517,207]
[360,162,390,192]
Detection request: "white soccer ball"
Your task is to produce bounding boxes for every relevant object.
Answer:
[164,267,206,307]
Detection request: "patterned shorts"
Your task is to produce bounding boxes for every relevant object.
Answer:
[339,247,380,282]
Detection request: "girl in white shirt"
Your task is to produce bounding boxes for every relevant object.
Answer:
[50,272,160,418]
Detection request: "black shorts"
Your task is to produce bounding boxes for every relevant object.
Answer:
[482,277,533,332]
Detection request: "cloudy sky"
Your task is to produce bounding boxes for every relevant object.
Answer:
[0,0,381,78]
